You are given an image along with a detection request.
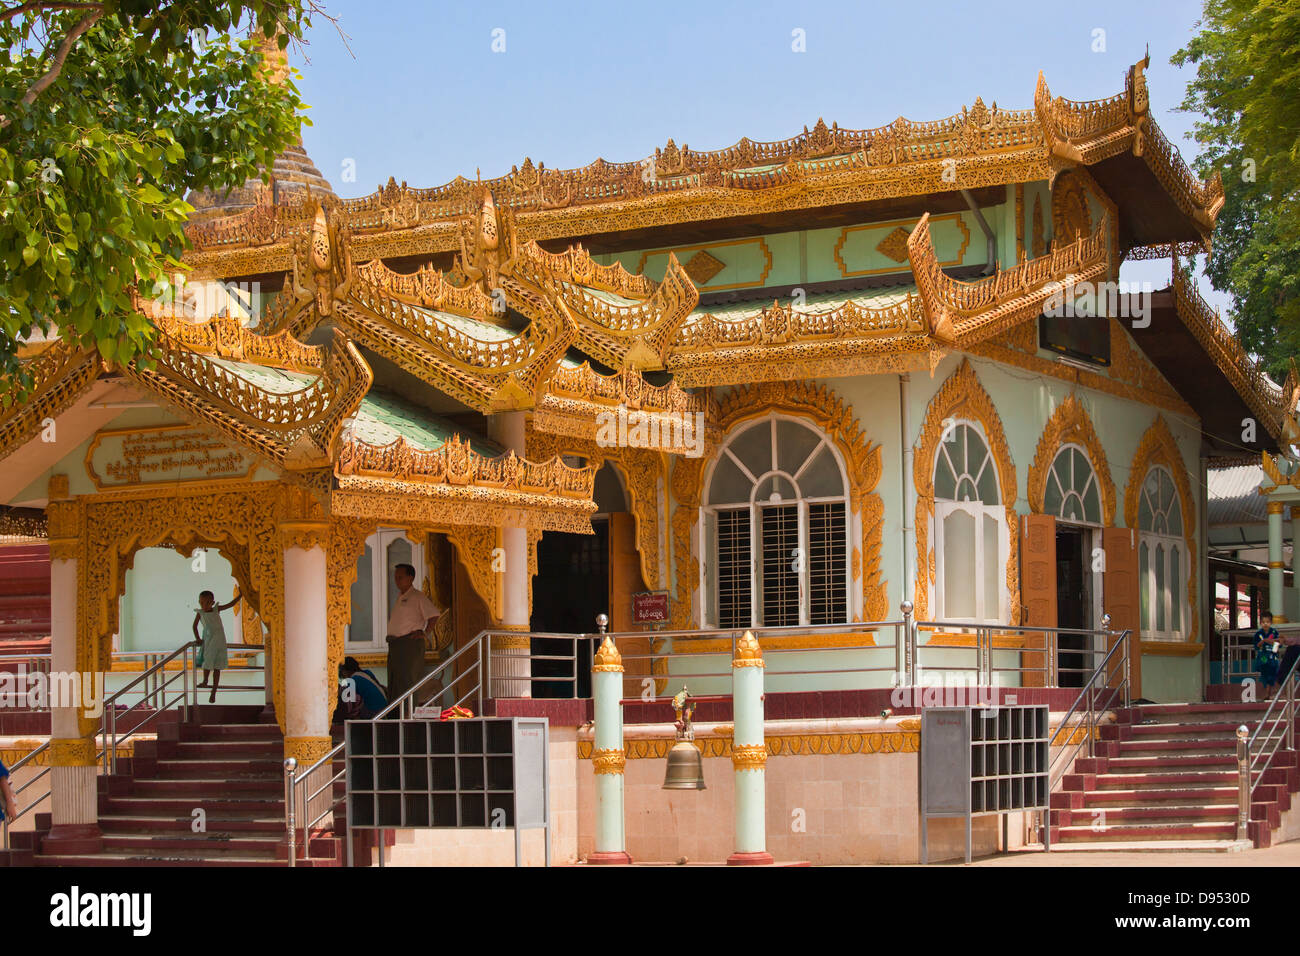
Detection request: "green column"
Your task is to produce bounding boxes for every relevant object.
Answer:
[1269,501,1286,621]
[728,631,773,865]
[588,635,631,864]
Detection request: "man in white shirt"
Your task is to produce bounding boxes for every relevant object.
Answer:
[385,563,441,704]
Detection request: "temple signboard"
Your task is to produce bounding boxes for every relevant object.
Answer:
[632,591,669,625]
[85,424,258,490]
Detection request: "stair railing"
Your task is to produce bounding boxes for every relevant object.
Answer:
[1,641,266,848]
[1043,618,1131,850]
[283,630,489,867]
[1239,656,1300,840]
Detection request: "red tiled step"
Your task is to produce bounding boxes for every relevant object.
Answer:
[98,815,284,834]
[1094,770,1238,789]
[128,777,282,796]
[1102,754,1237,771]
[101,834,281,856]
[34,853,284,868]
[1075,787,1238,807]
[98,795,283,815]
[153,757,282,777]
[1052,821,1240,842]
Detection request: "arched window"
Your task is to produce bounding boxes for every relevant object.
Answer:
[934,422,1006,623]
[1137,466,1186,638]
[1044,445,1102,524]
[703,415,849,628]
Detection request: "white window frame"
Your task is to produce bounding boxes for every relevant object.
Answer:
[700,413,851,629]
[932,420,1008,625]
[345,528,426,653]
[1138,465,1188,641]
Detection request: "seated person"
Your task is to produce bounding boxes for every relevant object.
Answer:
[1254,613,1283,695]
[334,656,389,722]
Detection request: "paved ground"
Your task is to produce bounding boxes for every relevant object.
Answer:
[959,842,1300,867]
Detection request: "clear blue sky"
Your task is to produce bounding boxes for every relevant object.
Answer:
[290,0,1222,303]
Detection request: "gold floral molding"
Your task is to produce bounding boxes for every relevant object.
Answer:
[338,432,596,500]
[1035,53,1222,241]
[671,380,888,630]
[0,341,100,464]
[120,319,372,472]
[912,359,1020,622]
[578,730,920,760]
[731,743,767,770]
[1124,416,1199,644]
[1172,267,1292,438]
[525,428,666,591]
[668,289,931,389]
[909,210,1109,348]
[1027,393,1117,526]
[592,748,627,774]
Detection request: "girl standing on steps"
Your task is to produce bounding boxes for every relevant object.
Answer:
[192,589,237,704]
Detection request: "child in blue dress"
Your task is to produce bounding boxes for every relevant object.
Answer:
[192,590,238,704]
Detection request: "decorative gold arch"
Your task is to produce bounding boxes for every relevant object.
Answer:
[1027,393,1117,526]
[671,380,887,631]
[913,359,1020,623]
[49,480,289,738]
[1124,416,1199,643]
[525,430,666,593]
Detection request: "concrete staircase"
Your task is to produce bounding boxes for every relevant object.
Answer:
[12,705,359,867]
[1050,702,1300,850]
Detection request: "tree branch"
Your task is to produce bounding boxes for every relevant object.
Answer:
[0,7,102,130]
[0,1,103,23]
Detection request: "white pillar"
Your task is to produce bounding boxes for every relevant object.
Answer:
[1269,501,1286,622]
[489,411,531,698]
[282,536,331,765]
[728,631,773,865]
[588,635,630,864]
[46,552,102,853]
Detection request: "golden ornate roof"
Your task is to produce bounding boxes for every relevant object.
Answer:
[181,57,1221,274]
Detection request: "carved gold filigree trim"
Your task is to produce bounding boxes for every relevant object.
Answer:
[591,748,626,774]
[671,380,887,631]
[48,736,97,767]
[913,359,1020,622]
[1027,393,1117,526]
[578,731,920,760]
[731,743,767,770]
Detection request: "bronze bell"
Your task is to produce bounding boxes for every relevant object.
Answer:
[663,685,705,790]
[663,740,706,790]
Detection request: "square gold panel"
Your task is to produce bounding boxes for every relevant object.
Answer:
[683,249,727,285]
[875,227,911,264]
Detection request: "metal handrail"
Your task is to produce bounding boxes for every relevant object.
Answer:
[1220,624,1300,684]
[1,640,265,849]
[1239,655,1300,841]
[1047,623,1130,783]
[283,630,491,867]
[1042,621,1131,851]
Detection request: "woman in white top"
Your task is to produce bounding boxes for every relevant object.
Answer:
[192,589,238,704]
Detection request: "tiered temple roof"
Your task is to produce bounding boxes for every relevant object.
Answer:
[1,55,1289,513]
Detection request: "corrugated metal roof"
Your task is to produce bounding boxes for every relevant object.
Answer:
[1208,465,1267,526]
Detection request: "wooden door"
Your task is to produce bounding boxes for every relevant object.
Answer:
[1102,527,1142,699]
[608,511,650,698]
[1020,514,1057,687]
